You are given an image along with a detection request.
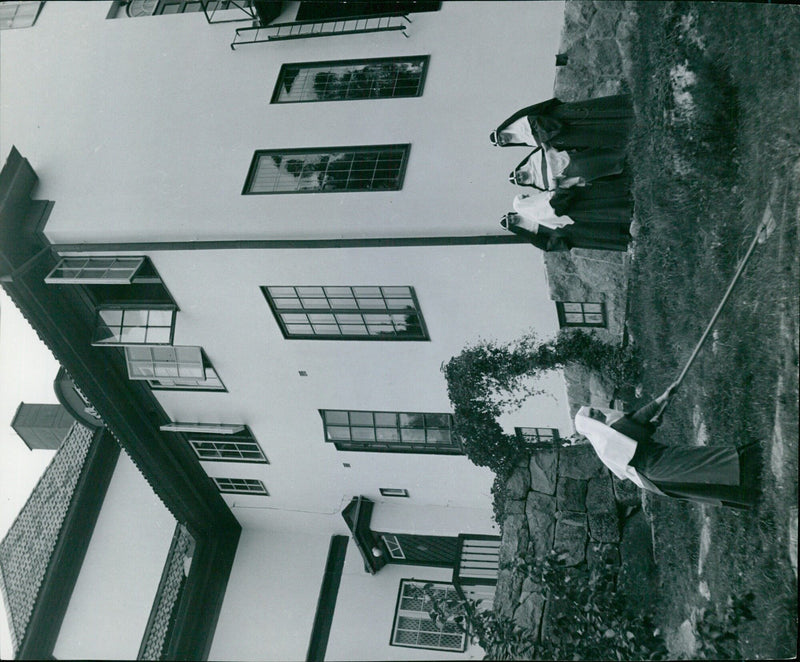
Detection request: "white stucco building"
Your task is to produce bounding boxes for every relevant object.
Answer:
[0,2,587,659]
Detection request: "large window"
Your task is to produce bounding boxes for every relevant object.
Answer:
[515,427,560,444]
[124,346,225,391]
[271,56,429,104]
[555,301,607,328]
[243,145,410,194]
[92,306,176,346]
[319,409,462,454]
[262,286,428,340]
[390,580,466,652]
[213,477,269,496]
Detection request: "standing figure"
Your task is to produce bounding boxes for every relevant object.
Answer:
[501,211,631,253]
[510,146,628,190]
[573,393,759,509]
[490,94,634,150]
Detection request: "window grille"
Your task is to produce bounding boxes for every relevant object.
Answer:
[45,257,146,285]
[555,301,607,328]
[262,286,428,340]
[514,427,560,444]
[213,477,269,495]
[124,346,225,391]
[272,56,429,103]
[92,306,176,346]
[320,410,461,454]
[243,145,409,194]
[390,580,466,652]
[186,428,268,463]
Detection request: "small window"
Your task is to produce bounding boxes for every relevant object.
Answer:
[213,477,269,496]
[380,488,409,498]
[262,286,428,340]
[271,56,430,104]
[45,257,146,284]
[390,580,466,652]
[515,427,560,444]
[555,301,606,328]
[243,145,410,194]
[124,346,225,391]
[320,409,462,454]
[381,534,406,559]
[187,427,268,463]
[92,305,176,346]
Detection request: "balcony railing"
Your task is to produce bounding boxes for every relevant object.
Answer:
[231,12,410,49]
[452,534,500,609]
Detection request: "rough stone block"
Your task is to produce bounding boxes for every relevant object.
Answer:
[494,568,523,618]
[612,474,641,507]
[499,514,529,565]
[588,510,620,543]
[514,591,545,632]
[586,542,620,571]
[504,498,525,516]
[529,449,558,495]
[586,475,616,513]
[558,445,606,480]
[556,476,587,512]
[553,513,587,566]
[617,511,657,603]
[505,465,531,500]
[526,492,557,560]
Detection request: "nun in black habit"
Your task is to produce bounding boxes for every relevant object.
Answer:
[501,211,631,253]
[510,146,628,190]
[490,94,634,151]
[574,396,759,510]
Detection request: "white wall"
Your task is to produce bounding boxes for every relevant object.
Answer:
[53,452,176,660]
[1,1,565,242]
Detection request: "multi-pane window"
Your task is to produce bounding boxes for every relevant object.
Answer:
[320,410,462,454]
[515,427,560,444]
[391,580,466,652]
[243,145,410,194]
[92,306,176,346]
[187,428,268,463]
[271,56,429,104]
[381,534,405,559]
[213,477,269,496]
[262,286,428,340]
[124,346,225,391]
[555,301,607,328]
[45,257,146,284]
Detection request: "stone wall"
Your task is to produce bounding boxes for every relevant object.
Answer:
[493,443,656,643]
[545,1,639,414]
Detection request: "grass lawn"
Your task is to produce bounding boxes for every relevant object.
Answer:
[625,1,799,658]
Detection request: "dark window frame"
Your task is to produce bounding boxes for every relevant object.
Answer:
[242,144,411,195]
[261,285,429,341]
[270,55,430,104]
[380,488,410,497]
[390,579,467,652]
[555,301,607,328]
[514,427,560,444]
[187,426,268,464]
[213,477,269,496]
[91,303,177,347]
[319,409,462,455]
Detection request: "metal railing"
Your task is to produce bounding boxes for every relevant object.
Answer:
[231,12,410,49]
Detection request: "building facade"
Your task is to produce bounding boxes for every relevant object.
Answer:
[0,2,572,659]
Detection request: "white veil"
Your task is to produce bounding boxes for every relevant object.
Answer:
[574,406,645,487]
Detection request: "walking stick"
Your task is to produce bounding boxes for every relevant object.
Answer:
[650,203,777,423]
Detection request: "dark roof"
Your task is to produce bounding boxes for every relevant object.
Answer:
[0,423,94,654]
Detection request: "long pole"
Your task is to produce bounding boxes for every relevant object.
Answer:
[652,206,775,421]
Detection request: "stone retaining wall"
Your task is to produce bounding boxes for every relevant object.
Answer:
[493,443,656,642]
